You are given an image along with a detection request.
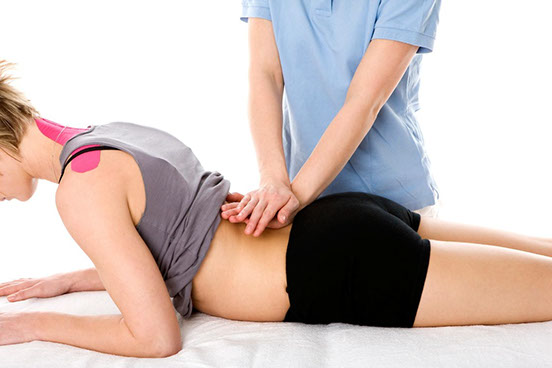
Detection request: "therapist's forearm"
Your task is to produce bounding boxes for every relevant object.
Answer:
[290,98,379,207]
[248,70,288,184]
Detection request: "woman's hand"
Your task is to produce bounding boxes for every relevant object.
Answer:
[221,181,301,236]
[0,312,36,345]
[0,273,73,302]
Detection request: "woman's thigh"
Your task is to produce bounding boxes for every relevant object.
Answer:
[413,239,552,327]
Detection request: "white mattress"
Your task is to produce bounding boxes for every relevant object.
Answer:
[1,291,551,367]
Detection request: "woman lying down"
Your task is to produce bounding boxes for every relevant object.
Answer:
[2,59,552,358]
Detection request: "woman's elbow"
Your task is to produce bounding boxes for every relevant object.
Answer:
[150,336,183,358]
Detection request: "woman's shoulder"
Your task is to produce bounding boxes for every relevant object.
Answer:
[56,149,139,220]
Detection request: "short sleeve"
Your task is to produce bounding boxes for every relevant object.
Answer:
[371,0,441,54]
[240,0,271,23]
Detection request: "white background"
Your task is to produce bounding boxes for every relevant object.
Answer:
[0,0,551,281]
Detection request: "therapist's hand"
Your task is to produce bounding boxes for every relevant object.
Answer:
[220,181,300,236]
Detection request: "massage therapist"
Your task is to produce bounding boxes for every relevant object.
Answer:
[221,0,443,236]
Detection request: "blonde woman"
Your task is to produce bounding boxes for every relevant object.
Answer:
[2,61,552,358]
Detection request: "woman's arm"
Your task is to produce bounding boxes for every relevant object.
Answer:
[21,161,182,358]
[67,267,105,292]
[291,39,419,206]
[0,268,104,303]
[31,312,160,357]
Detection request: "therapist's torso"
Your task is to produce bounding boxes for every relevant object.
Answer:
[241,0,441,211]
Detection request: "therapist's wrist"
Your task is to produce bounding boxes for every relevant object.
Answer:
[259,170,290,187]
[290,180,314,211]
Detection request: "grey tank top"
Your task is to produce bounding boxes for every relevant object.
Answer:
[58,121,231,318]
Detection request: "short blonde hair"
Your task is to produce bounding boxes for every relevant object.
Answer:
[0,59,40,157]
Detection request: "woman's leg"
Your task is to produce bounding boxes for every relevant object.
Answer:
[417,216,552,257]
[413,239,552,327]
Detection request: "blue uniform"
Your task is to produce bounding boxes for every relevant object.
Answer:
[240,0,442,210]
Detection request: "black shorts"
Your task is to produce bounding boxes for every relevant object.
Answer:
[283,192,431,328]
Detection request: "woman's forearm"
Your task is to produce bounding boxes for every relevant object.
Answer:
[248,69,288,184]
[67,267,105,292]
[32,312,170,358]
[291,99,379,207]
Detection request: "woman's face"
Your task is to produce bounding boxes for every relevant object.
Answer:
[0,147,37,201]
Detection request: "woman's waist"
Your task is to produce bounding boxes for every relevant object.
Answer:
[191,219,292,321]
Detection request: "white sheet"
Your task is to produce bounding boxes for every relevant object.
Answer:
[1,291,551,367]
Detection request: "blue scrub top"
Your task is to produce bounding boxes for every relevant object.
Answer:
[240,0,442,210]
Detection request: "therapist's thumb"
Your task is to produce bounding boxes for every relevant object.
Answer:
[278,197,299,223]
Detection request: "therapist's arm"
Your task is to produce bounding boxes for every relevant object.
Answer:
[290,39,419,207]
[222,17,300,235]
[246,18,287,184]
